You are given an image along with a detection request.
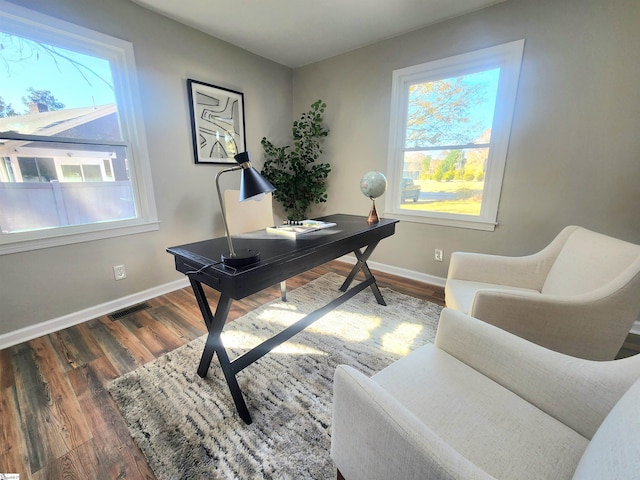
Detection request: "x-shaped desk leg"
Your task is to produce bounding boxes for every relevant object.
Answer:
[187,241,386,425]
[190,277,253,424]
[339,241,386,306]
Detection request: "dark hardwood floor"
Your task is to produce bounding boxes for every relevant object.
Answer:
[617,332,640,359]
[0,261,445,479]
[2,260,638,478]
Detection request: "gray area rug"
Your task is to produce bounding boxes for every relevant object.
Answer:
[108,272,442,479]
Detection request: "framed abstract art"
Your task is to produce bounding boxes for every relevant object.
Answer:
[187,79,246,164]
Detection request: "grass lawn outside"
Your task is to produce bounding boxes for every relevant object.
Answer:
[400,179,484,215]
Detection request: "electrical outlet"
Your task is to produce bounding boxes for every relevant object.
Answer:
[434,249,444,262]
[113,264,127,280]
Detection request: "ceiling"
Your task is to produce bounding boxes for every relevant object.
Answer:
[129,0,507,68]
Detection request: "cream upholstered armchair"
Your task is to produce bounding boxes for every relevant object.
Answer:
[444,225,640,360]
[331,308,640,480]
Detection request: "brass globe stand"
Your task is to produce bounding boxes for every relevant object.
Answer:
[367,197,379,225]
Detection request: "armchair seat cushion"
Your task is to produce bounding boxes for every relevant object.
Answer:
[371,345,588,480]
[444,279,539,314]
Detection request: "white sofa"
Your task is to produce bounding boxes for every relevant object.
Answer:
[445,225,640,360]
[331,308,640,480]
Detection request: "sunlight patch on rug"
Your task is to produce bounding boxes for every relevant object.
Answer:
[382,322,424,356]
[108,272,442,480]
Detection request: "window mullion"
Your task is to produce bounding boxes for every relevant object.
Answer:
[0,133,128,148]
[403,142,491,153]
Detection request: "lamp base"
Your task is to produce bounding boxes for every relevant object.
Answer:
[221,249,260,267]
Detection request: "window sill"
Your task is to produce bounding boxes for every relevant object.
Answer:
[384,211,497,231]
[0,221,160,255]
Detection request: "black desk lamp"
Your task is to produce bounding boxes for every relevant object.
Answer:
[215,151,276,267]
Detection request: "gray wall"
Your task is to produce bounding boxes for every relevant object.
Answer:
[293,0,640,277]
[2,0,640,338]
[0,0,292,336]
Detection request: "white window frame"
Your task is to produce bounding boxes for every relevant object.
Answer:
[385,39,524,231]
[0,1,158,254]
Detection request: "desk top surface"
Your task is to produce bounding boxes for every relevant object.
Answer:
[167,214,398,277]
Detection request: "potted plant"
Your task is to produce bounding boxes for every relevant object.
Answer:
[261,100,331,221]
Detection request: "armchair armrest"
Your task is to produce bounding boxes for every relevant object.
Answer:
[470,277,640,360]
[435,308,640,439]
[331,365,496,480]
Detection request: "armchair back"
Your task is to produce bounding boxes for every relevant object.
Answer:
[542,227,640,296]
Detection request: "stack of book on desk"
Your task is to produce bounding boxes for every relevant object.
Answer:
[266,220,337,238]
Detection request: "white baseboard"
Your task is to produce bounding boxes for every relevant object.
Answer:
[338,254,447,288]
[0,277,190,350]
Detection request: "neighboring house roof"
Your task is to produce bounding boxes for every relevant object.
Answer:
[0,104,117,137]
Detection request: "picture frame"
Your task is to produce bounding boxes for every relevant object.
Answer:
[187,79,246,164]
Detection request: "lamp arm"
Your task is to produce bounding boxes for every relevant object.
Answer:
[215,165,242,257]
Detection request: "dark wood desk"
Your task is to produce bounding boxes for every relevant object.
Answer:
[167,214,398,423]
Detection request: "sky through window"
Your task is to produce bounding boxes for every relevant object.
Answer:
[0,31,115,111]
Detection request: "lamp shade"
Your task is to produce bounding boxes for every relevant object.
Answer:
[235,152,276,201]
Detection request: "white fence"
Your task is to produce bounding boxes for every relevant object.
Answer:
[0,180,135,233]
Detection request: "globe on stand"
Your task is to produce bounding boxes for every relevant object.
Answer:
[360,171,387,225]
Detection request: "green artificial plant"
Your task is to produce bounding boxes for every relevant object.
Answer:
[261,100,331,221]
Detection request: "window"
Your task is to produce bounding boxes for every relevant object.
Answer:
[386,40,524,231]
[17,157,57,182]
[0,1,158,254]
